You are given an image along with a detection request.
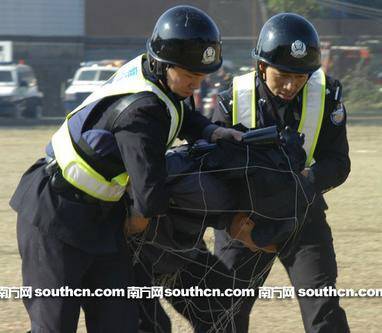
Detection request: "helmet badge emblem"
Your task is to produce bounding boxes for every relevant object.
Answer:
[290,40,307,58]
[202,47,216,64]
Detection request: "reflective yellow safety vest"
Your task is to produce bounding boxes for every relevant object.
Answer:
[232,69,326,166]
[51,54,184,202]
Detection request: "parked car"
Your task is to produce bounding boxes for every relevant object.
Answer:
[63,60,125,113]
[0,63,43,118]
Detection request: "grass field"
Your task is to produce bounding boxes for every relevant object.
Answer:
[0,117,381,332]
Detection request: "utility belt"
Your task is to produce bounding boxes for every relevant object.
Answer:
[44,157,102,204]
[45,157,134,215]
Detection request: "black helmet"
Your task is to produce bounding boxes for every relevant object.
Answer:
[253,13,321,74]
[147,5,222,74]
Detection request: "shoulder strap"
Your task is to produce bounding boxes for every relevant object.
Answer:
[74,91,157,180]
[105,91,157,132]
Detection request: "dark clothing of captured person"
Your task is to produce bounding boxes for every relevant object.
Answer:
[134,128,320,333]
[212,70,351,333]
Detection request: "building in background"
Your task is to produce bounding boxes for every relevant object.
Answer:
[0,0,84,115]
[0,0,380,116]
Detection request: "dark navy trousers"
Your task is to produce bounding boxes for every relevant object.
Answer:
[17,217,138,333]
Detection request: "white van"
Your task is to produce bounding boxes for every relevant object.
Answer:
[0,63,44,118]
[63,60,125,113]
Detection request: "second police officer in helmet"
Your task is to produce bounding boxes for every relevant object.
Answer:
[10,5,242,332]
[213,13,350,333]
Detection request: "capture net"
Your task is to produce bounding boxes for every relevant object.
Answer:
[127,128,317,333]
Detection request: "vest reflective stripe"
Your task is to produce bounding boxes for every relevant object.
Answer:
[232,69,326,167]
[298,68,326,166]
[232,71,256,128]
[52,54,183,201]
[52,122,128,202]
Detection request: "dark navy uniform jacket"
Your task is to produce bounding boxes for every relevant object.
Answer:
[213,73,351,193]
[10,61,218,254]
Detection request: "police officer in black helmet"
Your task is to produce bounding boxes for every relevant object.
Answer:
[213,13,350,332]
[10,5,241,332]
[148,6,223,75]
[254,12,321,74]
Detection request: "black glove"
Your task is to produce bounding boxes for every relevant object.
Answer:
[279,126,306,172]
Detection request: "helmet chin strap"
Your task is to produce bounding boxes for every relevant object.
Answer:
[147,56,186,102]
[148,53,168,84]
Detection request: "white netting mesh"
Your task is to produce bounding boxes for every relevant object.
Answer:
[127,143,316,333]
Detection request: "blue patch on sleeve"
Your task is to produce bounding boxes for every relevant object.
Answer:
[330,103,345,126]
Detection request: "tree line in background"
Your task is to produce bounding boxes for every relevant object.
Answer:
[265,0,382,111]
